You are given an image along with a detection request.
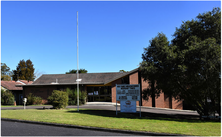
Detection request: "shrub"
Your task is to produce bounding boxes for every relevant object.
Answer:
[27,93,43,105]
[1,89,5,105]
[66,88,87,105]
[1,89,14,105]
[66,88,76,105]
[27,93,35,105]
[48,90,68,109]
[34,96,43,105]
[80,91,87,104]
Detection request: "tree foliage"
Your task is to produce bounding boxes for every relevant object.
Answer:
[119,70,128,72]
[140,8,221,117]
[66,69,88,74]
[1,75,12,81]
[1,63,12,81]
[12,59,35,81]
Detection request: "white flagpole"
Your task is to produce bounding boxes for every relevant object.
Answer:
[77,11,79,111]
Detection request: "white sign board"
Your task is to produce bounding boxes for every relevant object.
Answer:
[116,84,140,101]
[23,98,27,103]
[120,100,136,112]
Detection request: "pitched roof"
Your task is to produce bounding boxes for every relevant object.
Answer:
[31,72,129,85]
[1,81,23,90]
[19,80,33,85]
[18,68,139,87]
[1,80,33,90]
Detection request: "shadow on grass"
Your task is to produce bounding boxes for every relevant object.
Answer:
[65,109,213,123]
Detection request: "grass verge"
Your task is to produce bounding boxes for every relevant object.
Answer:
[1,108,220,136]
[1,105,22,107]
[1,105,51,107]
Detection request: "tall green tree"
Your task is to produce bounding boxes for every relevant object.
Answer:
[66,69,88,74]
[140,33,169,107]
[1,63,12,81]
[25,59,35,81]
[12,59,35,81]
[140,8,221,117]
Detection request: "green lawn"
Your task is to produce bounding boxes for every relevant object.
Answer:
[1,105,22,107]
[1,105,51,107]
[1,108,220,136]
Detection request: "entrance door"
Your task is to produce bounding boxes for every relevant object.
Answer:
[19,94,23,105]
[87,86,111,102]
[87,87,94,102]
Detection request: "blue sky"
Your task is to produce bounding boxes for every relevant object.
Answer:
[1,1,221,76]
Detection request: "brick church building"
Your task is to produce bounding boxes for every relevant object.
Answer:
[18,68,183,110]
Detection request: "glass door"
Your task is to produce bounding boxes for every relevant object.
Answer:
[87,87,94,102]
[87,86,112,102]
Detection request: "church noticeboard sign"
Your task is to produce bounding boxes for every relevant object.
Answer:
[116,84,140,101]
[120,100,136,112]
[116,84,141,114]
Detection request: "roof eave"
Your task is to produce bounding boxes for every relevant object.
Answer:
[18,82,105,87]
[104,68,139,85]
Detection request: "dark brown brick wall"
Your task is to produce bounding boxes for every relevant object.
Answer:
[140,77,178,109]
[23,85,87,104]
[129,72,139,84]
[155,91,164,108]
[141,78,152,107]
[23,86,57,99]
[172,97,183,110]
[164,94,172,109]
[111,79,122,103]
[129,71,140,105]
[129,74,166,108]
[23,86,57,104]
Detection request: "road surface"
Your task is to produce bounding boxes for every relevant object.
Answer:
[1,121,145,136]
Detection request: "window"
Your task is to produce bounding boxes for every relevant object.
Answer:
[87,87,94,95]
[100,87,105,95]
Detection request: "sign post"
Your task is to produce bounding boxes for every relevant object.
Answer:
[116,84,141,117]
[140,100,141,117]
[23,98,27,110]
[116,84,118,116]
[76,79,82,111]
